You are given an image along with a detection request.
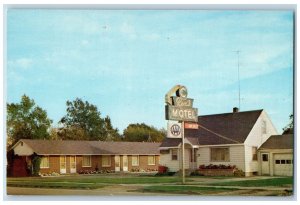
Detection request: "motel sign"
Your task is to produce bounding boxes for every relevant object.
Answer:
[165,85,198,122]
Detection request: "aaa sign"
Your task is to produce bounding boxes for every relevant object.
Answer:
[165,105,198,122]
[167,122,182,138]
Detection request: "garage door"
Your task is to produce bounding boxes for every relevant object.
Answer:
[274,154,293,176]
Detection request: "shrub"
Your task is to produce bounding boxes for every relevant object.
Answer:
[31,155,42,176]
[158,165,168,173]
[199,164,236,170]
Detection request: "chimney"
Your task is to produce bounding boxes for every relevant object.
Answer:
[233,107,239,113]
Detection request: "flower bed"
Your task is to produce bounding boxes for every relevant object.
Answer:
[198,164,237,176]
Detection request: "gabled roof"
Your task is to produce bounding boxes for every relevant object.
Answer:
[161,109,263,147]
[16,139,161,155]
[259,134,293,149]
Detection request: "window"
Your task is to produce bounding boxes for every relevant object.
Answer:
[281,160,286,164]
[210,147,230,162]
[160,149,170,154]
[262,154,268,161]
[40,156,50,168]
[286,160,292,164]
[132,155,139,166]
[82,155,91,167]
[171,149,178,161]
[252,147,258,161]
[275,160,280,164]
[102,155,111,167]
[262,120,267,134]
[148,156,155,165]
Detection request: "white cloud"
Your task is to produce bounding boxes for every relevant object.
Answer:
[120,22,137,39]
[8,58,33,69]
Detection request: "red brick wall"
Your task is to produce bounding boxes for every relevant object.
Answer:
[127,155,159,172]
[39,155,159,174]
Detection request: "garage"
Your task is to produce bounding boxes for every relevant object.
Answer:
[274,153,293,176]
[258,134,293,176]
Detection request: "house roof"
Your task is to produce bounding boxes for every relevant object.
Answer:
[16,139,161,155]
[259,134,293,149]
[161,109,263,147]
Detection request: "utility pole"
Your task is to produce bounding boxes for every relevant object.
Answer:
[181,121,185,184]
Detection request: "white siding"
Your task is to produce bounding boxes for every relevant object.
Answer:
[196,145,245,171]
[13,141,34,156]
[244,145,258,173]
[159,150,180,172]
[244,110,278,174]
[245,110,278,147]
[159,147,193,172]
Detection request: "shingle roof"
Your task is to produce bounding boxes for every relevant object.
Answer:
[161,109,263,147]
[259,134,294,149]
[18,139,161,155]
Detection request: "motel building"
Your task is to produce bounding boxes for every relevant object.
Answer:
[7,108,293,177]
[8,140,160,177]
[160,108,294,177]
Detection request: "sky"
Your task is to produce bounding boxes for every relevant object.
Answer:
[6,9,294,133]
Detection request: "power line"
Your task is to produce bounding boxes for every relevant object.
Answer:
[198,124,241,144]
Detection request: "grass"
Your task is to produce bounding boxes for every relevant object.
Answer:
[7,181,105,190]
[141,185,239,195]
[206,177,293,187]
[7,175,182,185]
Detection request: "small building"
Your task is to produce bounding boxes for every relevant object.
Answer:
[258,134,294,176]
[9,139,160,177]
[160,108,278,176]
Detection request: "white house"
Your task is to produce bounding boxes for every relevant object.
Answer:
[159,108,279,177]
[258,134,293,176]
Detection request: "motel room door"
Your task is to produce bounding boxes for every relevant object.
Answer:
[70,156,76,173]
[122,155,128,171]
[115,155,120,172]
[60,156,67,174]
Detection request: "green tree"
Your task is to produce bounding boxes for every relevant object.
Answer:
[7,95,53,145]
[283,114,294,134]
[104,116,121,141]
[123,123,165,142]
[59,98,119,141]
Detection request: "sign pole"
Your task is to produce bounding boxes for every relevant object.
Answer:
[181,121,185,184]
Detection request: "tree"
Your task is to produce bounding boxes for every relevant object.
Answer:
[283,114,294,134]
[7,95,53,145]
[59,98,120,141]
[123,123,165,142]
[103,116,121,141]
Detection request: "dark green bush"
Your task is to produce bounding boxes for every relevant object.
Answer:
[31,155,42,176]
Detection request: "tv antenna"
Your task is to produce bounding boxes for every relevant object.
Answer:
[233,50,241,110]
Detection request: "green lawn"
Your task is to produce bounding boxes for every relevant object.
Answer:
[7,175,182,185]
[206,177,293,187]
[141,185,239,195]
[7,180,105,189]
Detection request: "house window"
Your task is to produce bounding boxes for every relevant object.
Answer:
[82,155,91,167]
[252,147,258,161]
[262,120,267,134]
[132,155,139,166]
[40,156,50,168]
[171,149,178,161]
[280,160,286,164]
[286,160,292,164]
[262,154,268,161]
[148,156,155,165]
[210,147,230,162]
[102,155,111,167]
[275,160,280,164]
